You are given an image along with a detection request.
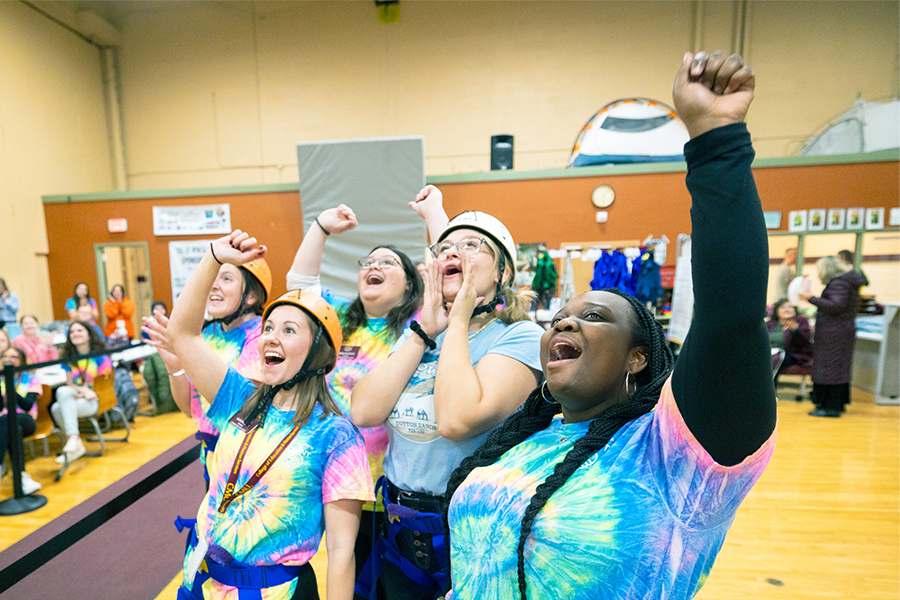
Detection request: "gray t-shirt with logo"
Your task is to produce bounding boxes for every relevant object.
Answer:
[382,319,544,495]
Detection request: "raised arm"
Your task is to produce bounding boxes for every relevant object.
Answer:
[287,205,358,289]
[142,313,193,417]
[168,231,266,402]
[410,185,450,243]
[670,51,776,466]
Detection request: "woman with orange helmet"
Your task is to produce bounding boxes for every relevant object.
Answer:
[167,230,373,600]
[144,243,273,486]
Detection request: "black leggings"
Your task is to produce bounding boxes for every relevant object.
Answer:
[0,413,36,464]
[290,562,319,599]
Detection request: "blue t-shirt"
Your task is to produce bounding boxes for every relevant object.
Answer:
[383,319,543,495]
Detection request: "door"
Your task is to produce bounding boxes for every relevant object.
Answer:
[94,243,152,335]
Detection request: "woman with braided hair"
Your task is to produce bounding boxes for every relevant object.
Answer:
[443,51,777,600]
[166,230,374,600]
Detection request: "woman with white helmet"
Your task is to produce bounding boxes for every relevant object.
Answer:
[352,187,542,600]
[168,230,374,600]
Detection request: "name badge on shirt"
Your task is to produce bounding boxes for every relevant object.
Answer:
[229,413,259,433]
[338,345,360,360]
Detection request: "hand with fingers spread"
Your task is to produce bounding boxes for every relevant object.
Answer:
[447,256,483,328]
[673,50,755,139]
[142,314,181,371]
[210,230,267,266]
[316,204,358,235]
[420,260,449,338]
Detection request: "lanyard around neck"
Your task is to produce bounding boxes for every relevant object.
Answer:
[217,422,302,514]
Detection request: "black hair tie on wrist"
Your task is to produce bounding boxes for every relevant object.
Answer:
[210,243,223,265]
[315,217,330,236]
[409,321,437,350]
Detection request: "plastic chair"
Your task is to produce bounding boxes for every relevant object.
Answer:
[23,384,64,458]
[82,372,131,457]
[778,364,812,402]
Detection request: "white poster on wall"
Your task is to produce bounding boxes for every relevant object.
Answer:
[169,240,214,304]
[667,236,693,345]
[153,204,231,236]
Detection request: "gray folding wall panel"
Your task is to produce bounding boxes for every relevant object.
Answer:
[297,135,426,299]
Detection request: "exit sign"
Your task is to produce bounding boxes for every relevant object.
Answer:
[108,218,128,233]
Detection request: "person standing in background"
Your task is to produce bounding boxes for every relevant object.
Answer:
[103,284,136,339]
[799,256,863,417]
[0,279,20,330]
[837,249,869,288]
[773,247,797,301]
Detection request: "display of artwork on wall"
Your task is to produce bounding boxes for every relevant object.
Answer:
[808,209,826,231]
[827,208,846,230]
[847,207,865,230]
[789,210,808,232]
[865,207,885,230]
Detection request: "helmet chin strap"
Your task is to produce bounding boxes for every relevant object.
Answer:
[470,251,506,318]
[204,271,255,329]
[247,324,328,428]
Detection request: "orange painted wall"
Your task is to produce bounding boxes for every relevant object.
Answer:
[44,192,304,321]
[44,159,898,320]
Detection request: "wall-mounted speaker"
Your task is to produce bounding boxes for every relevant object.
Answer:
[490,134,514,171]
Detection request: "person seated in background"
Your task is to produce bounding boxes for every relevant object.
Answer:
[141,302,179,414]
[767,299,813,382]
[77,305,106,343]
[104,284,136,339]
[0,278,20,330]
[0,329,11,356]
[66,282,100,322]
[51,321,113,463]
[13,315,59,365]
[0,347,43,495]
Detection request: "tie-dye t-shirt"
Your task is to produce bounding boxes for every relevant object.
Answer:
[184,367,374,599]
[62,355,113,388]
[318,288,419,510]
[0,371,41,419]
[447,375,775,600]
[190,316,262,438]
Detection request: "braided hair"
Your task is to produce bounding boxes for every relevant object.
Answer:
[442,289,674,600]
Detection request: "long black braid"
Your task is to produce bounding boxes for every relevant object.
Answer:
[442,289,674,599]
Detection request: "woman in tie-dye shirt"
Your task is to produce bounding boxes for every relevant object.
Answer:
[169,230,374,600]
[52,321,113,464]
[287,204,434,599]
[145,253,272,486]
[443,52,777,600]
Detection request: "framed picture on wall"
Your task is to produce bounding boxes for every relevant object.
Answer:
[827,208,845,230]
[808,209,826,231]
[890,207,900,227]
[847,207,864,230]
[865,207,885,230]
[788,210,808,232]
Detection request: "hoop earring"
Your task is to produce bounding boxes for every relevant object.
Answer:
[625,372,635,396]
[541,381,557,404]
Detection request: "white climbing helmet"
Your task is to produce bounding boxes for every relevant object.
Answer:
[438,211,517,271]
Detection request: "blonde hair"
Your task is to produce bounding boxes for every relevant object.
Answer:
[236,310,340,427]
[481,237,535,325]
[817,255,848,285]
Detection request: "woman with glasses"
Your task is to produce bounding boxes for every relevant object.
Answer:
[351,189,543,600]
[287,203,436,600]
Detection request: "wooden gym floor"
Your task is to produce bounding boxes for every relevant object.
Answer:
[2,380,897,599]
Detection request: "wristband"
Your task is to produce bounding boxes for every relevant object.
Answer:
[409,321,437,350]
[209,244,223,265]
[315,217,330,236]
[168,369,186,377]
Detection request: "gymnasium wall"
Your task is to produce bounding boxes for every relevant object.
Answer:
[9,0,900,319]
[43,156,898,320]
[113,1,899,190]
[0,1,113,322]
